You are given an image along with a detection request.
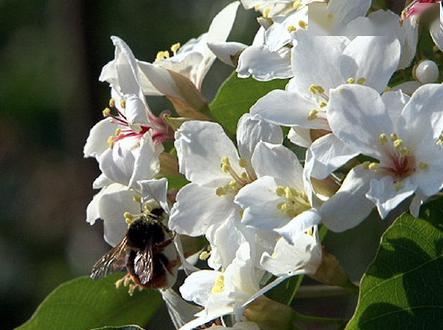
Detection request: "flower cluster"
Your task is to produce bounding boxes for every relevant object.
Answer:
[84,1,443,329]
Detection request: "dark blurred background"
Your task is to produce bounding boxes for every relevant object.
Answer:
[0,1,256,328]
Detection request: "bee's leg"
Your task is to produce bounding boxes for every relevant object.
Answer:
[153,238,174,251]
[114,273,132,289]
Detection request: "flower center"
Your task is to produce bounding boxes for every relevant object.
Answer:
[103,98,172,147]
[275,186,310,218]
[366,133,430,187]
[215,157,255,197]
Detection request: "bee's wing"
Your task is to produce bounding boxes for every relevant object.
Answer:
[133,246,154,285]
[90,237,128,280]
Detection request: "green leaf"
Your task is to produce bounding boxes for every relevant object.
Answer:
[346,200,443,329]
[91,326,145,330]
[209,73,288,135]
[18,274,163,330]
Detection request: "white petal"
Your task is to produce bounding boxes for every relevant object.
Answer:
[401,84,443,145]
[261,229,322,276]
[236,113,283,161]
[251,142,304,190]
[138,62,182,98]
[83,118,116,159]
[124,95,149,126]
[208,41,247,66]
[328,84,393,160]
[138,178,169,212]
[160,288,202,329]
[290,31,348,92]
[175,121,239,186]
[128,135,161,188]
[92,173,113,189]
[179,270,221,307]
[340,36,401,93]
[319,165,375,232]
[275,209,321,245]
[237,45,292,81]
[235,176,289,230]
[98,186,140,246]
[251,89,329,130]
[366,177,416,219]
[430,10,443,51]
[288,126,312,148]
[328,0,371,26]
[169,183,237,236]
[307,133,359,179]
[207,1,240,43]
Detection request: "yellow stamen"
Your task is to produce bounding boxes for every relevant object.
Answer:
[368,162,379,170]
[287,25,297,33]
[298,20,308,29]
[308,109,319,120]
[357,77,367,85]
[170,42,181,55]
[120,99,126,109]
[379,133,388,145]
[319,101,328,108]
[124,212,135,225]
[309,84,325,95]
[199,251,211,261]
[109,98,116,108]
[211,275,225,294]
[419,162,429,170]
[346,77,355,84]
[276,186,286,197]
[216,187,226,196]
[263,7,271,18]
[393,138,404,149]
[102,108,111,117]
[132,195,142,203]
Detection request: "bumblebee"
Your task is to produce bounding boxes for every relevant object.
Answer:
[90,206,179,293]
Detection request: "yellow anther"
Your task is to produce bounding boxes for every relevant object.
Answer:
[115,128,122,136]
[120,99,126,109]
[263,7,272,18]
[298,20,308,29]
[212,275,225,294]
[419,162,429,170]
[239,158,248,168]
[357,77,367,85]
[390,133,398,141]
[293,0,302,9]
[308,109,319,120]
[221,156,231,173]
[287,25,297,33]
[124,212,135,224]
[319,101,328,108]
[107,135,115,148]
[156,50,170,61]
[102,107,111,117]
[346,77,355,84]
[132,195,142,203]
[309,84,325,95]
[170,42,181,55]
[379,133,388,145]
[199,251,211,261]
[285,187,295,199]
[437,138,443,146]
[216,187,226,197]
[277,202,288,211]
[276,186,286,197]
[393,138,404,149]
[109,98,116,108]
[368,162,379,170]
[229,180,240,190]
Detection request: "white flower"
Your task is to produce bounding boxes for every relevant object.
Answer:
[169,114,282,268]
[327,84,443,221]
[234,141,321,243]
[152,1,240,90]
[251,33,401,178]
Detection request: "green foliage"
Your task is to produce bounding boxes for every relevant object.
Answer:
[17,274,162,330]
[209,73,288,135]
[346,200,443,329]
